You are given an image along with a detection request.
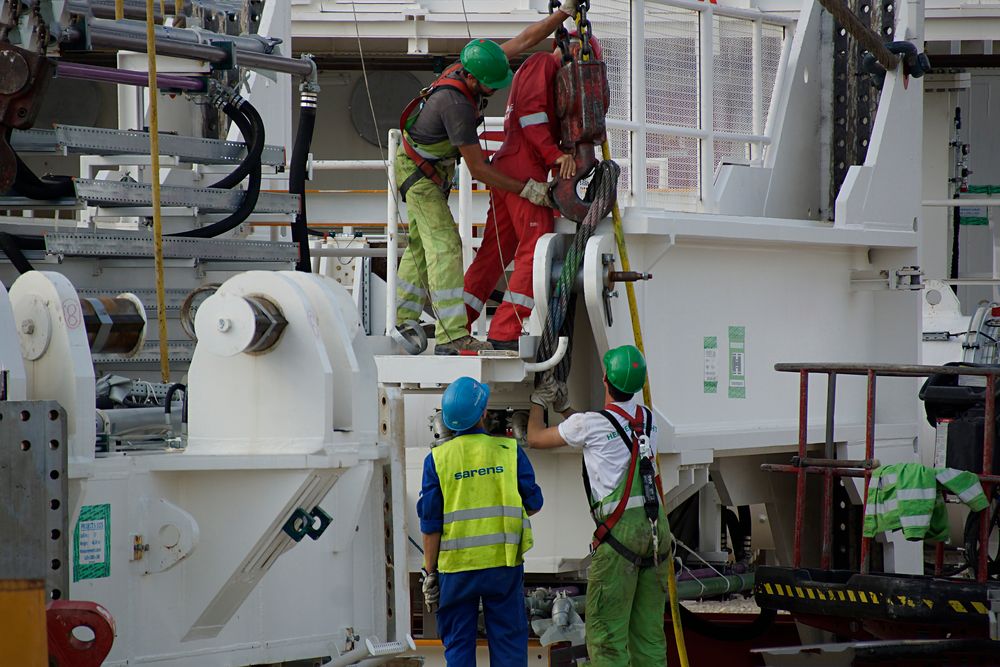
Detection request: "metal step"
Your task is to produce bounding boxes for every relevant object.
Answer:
[74,179,300,214]
[45,232,298,262]
[11,125,286,167]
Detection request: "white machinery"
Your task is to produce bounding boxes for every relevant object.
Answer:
[2,270,413,666]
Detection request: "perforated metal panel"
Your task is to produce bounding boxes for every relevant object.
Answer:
[713,16,755,136]
[607,127,631,199]
[645,6,699,130]
[761,24,785,132]
[646,134,699,208]
[587,0,631,123]
[714,138,751,171]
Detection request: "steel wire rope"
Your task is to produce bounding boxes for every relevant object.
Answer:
[349,1,460,348]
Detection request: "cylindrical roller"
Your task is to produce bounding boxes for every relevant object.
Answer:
[81,294,147,355]
[195,293,287,357]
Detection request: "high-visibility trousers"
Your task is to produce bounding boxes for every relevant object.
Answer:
[463,155,553,341]
[394,149,469,344]
[585,508,672,667]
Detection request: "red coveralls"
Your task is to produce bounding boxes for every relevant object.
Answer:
[463,51,565,342]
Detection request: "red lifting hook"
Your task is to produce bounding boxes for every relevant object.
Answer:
[549,56,615,223]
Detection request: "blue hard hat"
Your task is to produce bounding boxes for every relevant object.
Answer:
[441,376,490,432]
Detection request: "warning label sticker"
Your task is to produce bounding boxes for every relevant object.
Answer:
[74,504,111,581]
[704,336,718,394]
[729,326,746,399]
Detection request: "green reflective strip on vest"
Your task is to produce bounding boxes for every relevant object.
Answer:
[441,531,524,551]
[443,505,524,523]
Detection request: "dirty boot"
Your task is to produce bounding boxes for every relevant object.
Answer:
[434,335,494,356]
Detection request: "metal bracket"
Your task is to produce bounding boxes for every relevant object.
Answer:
[892,266,924,290]
[307,506,332,541]
[281,508,312,543]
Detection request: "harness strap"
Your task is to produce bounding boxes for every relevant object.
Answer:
[589,410,640,553]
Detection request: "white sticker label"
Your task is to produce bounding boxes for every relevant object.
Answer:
[934,420,950,469]
[78,519,107,565]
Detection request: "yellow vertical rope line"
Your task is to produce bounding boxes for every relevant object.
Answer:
[160,0,166,19]
[601,139,689,667]
[115,0,124,19]
[146,0,170,383]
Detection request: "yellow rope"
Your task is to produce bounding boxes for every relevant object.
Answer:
[601,139,689,667]
[115,0,124,19]
[146,0,170,384]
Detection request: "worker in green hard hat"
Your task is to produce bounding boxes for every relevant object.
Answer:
[394,3,577,356]
[526,345,673,666]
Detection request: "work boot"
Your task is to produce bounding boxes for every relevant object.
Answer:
[487,338,519,352]
[434,335,493,356]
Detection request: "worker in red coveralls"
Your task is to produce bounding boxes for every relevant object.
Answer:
[462,34,603,351]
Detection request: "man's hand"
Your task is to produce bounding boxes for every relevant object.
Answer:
[559,0,578,17]
[421,569,440,612]
[554,154,577,180]
[552,380,571,414]
[520,179,555,208]
[531,376,559,408]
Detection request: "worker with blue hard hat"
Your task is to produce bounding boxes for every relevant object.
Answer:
[417,376,544,665]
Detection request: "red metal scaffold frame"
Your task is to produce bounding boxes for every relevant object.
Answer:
[762,363,1000,583]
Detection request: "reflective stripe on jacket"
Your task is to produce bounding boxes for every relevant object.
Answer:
[863,462,988,541]
[432,433,533,573]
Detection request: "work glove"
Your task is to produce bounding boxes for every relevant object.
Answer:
[520,179,555,208]
[559,0,578,17]
[531,376,560,408]
[421,569,440,613]
[552,381,571,414]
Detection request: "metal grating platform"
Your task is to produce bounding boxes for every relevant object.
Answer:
[45,233,298,262]
[73,179,299,214]
[12,125,286,167]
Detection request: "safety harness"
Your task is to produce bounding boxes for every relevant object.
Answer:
[582,404,663,568]
[397,63,483,201]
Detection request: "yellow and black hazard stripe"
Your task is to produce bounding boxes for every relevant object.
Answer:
[755,582,990,616]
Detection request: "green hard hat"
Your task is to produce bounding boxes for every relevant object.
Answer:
[460,39,514,90]
[603,345,647,394]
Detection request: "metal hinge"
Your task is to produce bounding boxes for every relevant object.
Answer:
[892,266,924,290]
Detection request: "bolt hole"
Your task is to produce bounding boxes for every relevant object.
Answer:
[69,624,95,650]
[49,410,59,421]
[381,396,387,406]
[20,440,30,451]
[51,558,61,570]
[381,423,388,433]
[51,529,61,540]
[50,499,60,511]
[50,470,60,480]
[20,410,30,421]
[49,440,59,450]
[50,589,62,600]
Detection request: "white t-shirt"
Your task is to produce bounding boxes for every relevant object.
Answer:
[557,399,658,501]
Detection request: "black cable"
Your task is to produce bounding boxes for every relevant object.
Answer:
[0,232,42,274]
[13,155,75,200]
[677,604,777,642]
[289,91,317,272]
[171,100,265,239]
[208,100,259,189]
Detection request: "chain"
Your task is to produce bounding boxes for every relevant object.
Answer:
[576,0,593,60]
[549,0,571,61]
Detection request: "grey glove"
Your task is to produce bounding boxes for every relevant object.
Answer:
[531,376,559,408]
[421,569,439,612]
[559,0,578,17]
[520,179,554,208]
[552,381,571,414]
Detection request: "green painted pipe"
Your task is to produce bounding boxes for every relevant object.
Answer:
[676,573,755,600]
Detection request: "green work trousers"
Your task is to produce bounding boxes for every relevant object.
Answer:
[585,508,672,666]
[394,149,468,344]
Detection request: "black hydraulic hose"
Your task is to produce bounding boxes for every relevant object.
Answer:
[0,232,43,274]
[13,155,75,200]
[164,382,188,425]
[289,90,317,272]
[209,100,260,190]
[171,100,265,239]
[677,604,777,642]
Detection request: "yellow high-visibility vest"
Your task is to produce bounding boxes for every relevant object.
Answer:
[432,433,533,573]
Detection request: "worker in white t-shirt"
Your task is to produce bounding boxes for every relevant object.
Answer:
[526,345,672,666]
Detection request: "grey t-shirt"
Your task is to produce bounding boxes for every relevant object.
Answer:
[407,87,481,148]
